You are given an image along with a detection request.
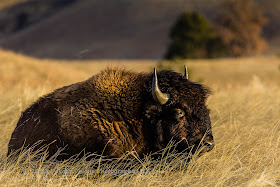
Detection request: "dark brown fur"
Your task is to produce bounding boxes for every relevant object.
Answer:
[8,68,214,159]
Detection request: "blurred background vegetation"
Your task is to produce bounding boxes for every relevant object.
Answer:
[0,0,279,60]
[164,12,228,59]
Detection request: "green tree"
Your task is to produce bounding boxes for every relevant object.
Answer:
[164,12,228,59]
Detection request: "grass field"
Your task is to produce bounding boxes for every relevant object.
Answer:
[0,49,280,186]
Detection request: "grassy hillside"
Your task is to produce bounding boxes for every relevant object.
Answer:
[1,49,280,186]
[1,0,280,59]
[0,0,28,9]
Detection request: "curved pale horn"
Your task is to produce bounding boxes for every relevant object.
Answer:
[152,68,170,105]
[184,65,189,79]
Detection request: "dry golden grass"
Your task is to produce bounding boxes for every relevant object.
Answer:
[0,49,280,186]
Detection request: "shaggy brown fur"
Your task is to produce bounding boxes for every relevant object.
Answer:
[8,68,214,159]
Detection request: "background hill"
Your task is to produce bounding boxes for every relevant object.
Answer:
[0,0,279,59]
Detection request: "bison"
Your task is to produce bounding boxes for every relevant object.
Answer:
[8,67,214,159]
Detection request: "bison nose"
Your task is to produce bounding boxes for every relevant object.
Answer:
[203,141,215,151]
[203,136,215,151]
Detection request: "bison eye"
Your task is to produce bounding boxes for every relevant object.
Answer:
[175,109,185,119]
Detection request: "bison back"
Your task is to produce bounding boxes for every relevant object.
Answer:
[7,94,62,157]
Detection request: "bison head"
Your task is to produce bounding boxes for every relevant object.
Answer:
[143,67,214,155]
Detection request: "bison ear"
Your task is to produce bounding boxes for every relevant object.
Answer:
[152,68,170,105]
[184,65,189,79]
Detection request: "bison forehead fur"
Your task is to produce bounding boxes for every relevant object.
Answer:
[8,67,214,159]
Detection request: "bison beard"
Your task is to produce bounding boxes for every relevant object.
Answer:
[7,67,214,159]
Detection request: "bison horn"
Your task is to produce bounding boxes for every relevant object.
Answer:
[184,65,188,79]
[152,68,170,105]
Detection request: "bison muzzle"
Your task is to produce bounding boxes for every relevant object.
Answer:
[8,67,214,159]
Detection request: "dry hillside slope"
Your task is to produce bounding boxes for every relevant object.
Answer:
[1,0,280,59]
[0,0,193,59]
